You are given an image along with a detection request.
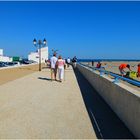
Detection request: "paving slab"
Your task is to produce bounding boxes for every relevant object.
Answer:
[0,66,96,139]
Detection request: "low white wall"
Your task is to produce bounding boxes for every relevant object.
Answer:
[77,64,140,138]
[0,63,37,70]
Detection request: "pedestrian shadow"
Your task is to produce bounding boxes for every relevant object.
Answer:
[38,77,52,81]
[73,68,135,139]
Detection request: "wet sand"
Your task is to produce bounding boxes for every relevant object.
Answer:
[0,64,45,85]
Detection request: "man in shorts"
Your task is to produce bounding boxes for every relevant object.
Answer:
[50,53,58,81]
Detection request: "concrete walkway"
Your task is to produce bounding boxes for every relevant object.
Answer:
[0,66,96,139]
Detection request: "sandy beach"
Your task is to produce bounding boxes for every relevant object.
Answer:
[81,61,140,91]
[84,61,140,80]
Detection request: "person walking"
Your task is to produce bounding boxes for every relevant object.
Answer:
[92,61,94,66]
[66,57,71,68]
[56,55,65,82]
[50,53,58,81]
[119,63,131,76]
[72,56,77,68]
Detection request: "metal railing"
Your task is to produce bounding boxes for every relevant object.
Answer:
[79,63,140,87]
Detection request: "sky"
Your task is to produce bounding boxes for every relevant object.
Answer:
[0,1,140,59]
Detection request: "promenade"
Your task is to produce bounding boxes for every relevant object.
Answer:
[0,65,135,139]
[0,66,96,139]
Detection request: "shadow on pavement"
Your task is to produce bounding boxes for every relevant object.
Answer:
[74,68,135,139]
[38,77,52,81]
[38,77,61,82]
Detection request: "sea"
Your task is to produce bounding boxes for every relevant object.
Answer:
[78,59,140,62]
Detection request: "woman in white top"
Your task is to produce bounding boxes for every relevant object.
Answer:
[56,55,65,82]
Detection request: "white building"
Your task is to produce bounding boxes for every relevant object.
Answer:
[0,56,12,62]
[28,46,48,63]
[0,49,3,56]
[0,49,12,62]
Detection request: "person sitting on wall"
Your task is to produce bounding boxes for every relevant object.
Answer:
[96,62,101,68]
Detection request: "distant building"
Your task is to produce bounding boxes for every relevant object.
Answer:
[0,56,12,62]
[0,49,12,62]
[0,49,3,56]
[28,52,39,63]
[28,46,48,63]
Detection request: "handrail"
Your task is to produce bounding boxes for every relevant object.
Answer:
[79,63,140,87]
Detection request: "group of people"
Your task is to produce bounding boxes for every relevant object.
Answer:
[50,53,72,82]
[95,61,140,78]
[119,63,140,78]
[49,56,140,80]
[50,53,65,82]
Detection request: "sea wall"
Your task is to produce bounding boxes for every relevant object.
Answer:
[77,63,140,138]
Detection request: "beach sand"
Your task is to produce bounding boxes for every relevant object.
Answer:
[82,61,140,91]
[86,61,140,78]
[0,64,46,85]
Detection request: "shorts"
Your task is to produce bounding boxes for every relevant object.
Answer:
[51,68,57,73]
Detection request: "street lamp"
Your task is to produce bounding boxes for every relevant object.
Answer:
[33,38,47,71]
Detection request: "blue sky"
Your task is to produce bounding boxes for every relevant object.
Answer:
[0,1,140,59]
